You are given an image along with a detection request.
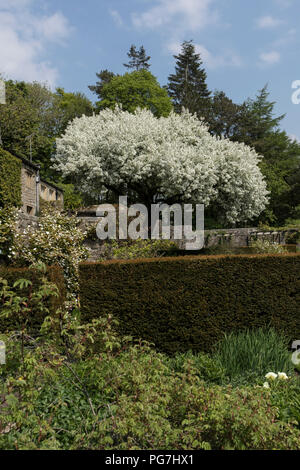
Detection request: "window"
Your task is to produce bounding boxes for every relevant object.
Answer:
[26,206,33,215]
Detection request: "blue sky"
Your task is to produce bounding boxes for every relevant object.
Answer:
[0,0,299,140]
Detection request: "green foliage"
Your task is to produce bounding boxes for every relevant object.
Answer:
[1,318,300,450]
[99,239,179,260]
[124,44,151,71]
[166,350,226,385]
[0,148,22,208]
[97,70,173,117]
[214,328,294,385]
[250,239,288,254]
[168,40,211,119]
[207,85,300,225]
[88,69,117,99]
[56,183,83,212]
[231,86,300,225]
[0,265,65,334]
[11,206,88,294]
[0,79,93,180]
[268,378,300,429]
[54,88,94,135]
[79,254,300,354]
[0,207,18,263]
[208,90,241,139]
[285,230,300,244]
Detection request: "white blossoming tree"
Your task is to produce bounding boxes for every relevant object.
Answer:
[54,107,268,224]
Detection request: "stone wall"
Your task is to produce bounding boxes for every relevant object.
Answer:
[78,216,300,261]
[15,213,299,261]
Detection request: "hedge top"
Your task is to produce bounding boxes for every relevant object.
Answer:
[80,252,300,267]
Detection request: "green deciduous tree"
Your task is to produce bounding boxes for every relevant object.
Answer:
[88,69,116,100]
[96,70,173,117]
[0,79,93,180]
[54,88,94,135]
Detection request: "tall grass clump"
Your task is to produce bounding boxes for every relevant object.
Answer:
[214,328,293,384]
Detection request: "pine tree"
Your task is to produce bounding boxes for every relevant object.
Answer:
[124,45,151,71]
[88,70,116,100]
[167,40,211,119]
[234,85,285,148]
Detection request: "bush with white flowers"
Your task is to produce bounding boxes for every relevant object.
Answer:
[54,107,269,225]
[10,206,88,295]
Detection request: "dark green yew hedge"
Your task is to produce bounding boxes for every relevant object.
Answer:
[0,266,66,333]
[79,254,300,354]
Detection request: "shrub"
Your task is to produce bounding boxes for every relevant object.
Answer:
[56,183,83,212]
[79,254,300,354]
[10,206,88,295]
[166,350,226,384]
[0,265,65,333]
[0,149,22,208]
[99,239,179,260]
[1,333,300,450]
[250,239,288,254]
[172,380,300,450]
[0,206,18,264]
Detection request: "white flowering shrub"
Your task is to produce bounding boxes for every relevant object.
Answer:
[250,239,288,254]
[10,207,88,295]
[54,107,269,224]
[0,206,18,263]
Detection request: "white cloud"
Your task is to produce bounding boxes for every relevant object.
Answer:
[259,51,281,65]
[0,1,72,86]
[256,15,283,29]
[37,12,72,43]
[290,134,300,143]
[0,0,32,8]
[167,41,242,69]
[132,0,217,32]
[109,9,123,27]
[133,1,241,70]
[274,0,293,8]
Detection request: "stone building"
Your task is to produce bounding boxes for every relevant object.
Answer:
[21,157,64,216]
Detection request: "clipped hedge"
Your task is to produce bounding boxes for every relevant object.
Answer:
[0,148,22,208]
[0,266,66,333]
[79,254,300,354]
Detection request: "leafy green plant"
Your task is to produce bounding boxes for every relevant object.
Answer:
[1,309,300,450]
[166,350,226,384]
[0,206,18,264]
[250,239,288,254]
[99,239,179,260]
[0,148,22,209]
[0,263,59,362]
[214,328,293,384]
[11,206,88,295]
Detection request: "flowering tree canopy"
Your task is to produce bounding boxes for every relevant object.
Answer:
[54,107,268,224]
